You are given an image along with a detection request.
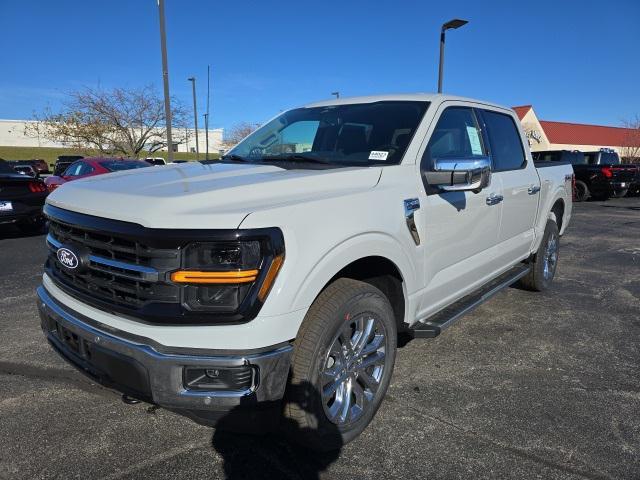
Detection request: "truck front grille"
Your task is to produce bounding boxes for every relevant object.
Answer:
[46,217,181,312]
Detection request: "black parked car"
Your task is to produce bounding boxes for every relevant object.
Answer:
[7,159,50,175]
[12,164,40,177]
[533,150,636,201]
[0,159,48,233]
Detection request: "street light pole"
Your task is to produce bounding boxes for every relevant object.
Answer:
[157,0,174,163]
[188,77,199,158]
[437,18,468,94]
[205,64,210,160]
[331,91,340,99]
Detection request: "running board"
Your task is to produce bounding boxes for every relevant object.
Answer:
[409,264,531,339]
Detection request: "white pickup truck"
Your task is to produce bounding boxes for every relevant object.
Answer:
[38,94,573,450]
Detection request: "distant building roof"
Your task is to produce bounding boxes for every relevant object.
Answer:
[512,105,532,120]
[539,120,634,146]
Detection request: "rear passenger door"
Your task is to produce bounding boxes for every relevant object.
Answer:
[479,109,539,264]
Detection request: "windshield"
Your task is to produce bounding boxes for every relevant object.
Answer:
[227,101,429,167]
[99,160,150,172]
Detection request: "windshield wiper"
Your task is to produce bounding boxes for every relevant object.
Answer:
[219,154,249,162]
[258,154,331,165]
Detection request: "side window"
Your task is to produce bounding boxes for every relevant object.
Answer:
[63,161,83,177]
[422,107,485,170]
[482,110,526,171]
[78,163,95,175]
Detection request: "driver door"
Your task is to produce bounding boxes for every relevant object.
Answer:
[416,105,503,319]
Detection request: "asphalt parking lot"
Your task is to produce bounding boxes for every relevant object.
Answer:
[0,197,639,480]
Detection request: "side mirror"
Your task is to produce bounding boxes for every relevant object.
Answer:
[424,157,491,192]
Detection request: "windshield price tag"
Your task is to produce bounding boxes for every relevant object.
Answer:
[0,201,13,212]
[368,151,389,161]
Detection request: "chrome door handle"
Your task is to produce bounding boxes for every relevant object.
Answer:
[486,193,503,206]
[528,185,541,195]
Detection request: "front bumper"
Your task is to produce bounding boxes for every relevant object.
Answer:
[37,286,293,420]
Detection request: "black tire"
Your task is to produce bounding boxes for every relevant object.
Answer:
[574,180,590,202]
[16,216,46,235]
[611,188,629,198]
[283,278,397,451]
[518,219,559,292]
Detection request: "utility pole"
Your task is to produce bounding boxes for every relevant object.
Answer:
[438,19,468,94]
[157,0,174,162]
[188,77,199,158]
[205,65,210,160]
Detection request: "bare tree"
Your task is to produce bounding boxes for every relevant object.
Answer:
[25,85,189,157]
[620,115,640,162]
[222,121,260,149]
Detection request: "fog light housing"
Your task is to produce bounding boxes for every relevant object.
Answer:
[183,365,255,392]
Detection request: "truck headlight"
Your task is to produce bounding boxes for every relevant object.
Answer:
[170,234,284,313]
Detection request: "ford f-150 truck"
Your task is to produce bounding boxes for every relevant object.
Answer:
[37,94,573,450]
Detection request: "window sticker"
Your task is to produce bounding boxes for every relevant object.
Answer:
[466,126,483,155]
[368,150,389,161]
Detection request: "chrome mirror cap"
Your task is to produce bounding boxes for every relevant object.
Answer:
[427,157,491,192]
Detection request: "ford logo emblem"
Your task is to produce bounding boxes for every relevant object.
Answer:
[57,247,80,270]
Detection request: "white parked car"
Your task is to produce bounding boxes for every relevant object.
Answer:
[38,94,573,450]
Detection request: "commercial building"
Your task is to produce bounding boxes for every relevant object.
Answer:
[513,106,639,161]
[0,119,224,154]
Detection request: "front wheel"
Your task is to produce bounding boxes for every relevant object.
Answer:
[283,278,397,451]
[518,219,559,292]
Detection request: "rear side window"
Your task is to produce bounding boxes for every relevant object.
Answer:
[422,107,486,169]
[482,111,526,172]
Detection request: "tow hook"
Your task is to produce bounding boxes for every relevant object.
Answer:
[121,394,141,405]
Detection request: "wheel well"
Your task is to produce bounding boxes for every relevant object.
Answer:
[551,199,565,232]
[326,256,406,333]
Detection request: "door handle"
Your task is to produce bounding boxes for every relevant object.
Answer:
[486,193,503,206]
[528,185,541,195]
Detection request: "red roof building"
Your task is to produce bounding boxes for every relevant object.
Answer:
[512,105,639,161]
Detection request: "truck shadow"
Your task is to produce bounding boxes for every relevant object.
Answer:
[0,223,48,240]
[209,380,342,480]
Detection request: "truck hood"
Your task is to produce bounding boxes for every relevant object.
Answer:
[46,162,382,228]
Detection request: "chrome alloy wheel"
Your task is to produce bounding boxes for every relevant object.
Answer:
[320,313,388,425]
[543,232,558,280]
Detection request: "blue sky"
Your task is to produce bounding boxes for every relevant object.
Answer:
[1,0,639,131]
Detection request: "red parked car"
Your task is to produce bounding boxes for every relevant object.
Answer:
[45,157,151,192]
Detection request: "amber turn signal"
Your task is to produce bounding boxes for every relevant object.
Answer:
[258,254,285,301]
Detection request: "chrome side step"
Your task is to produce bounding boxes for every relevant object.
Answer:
[409,264,531,339]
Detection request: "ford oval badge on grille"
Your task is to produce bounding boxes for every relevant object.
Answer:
[57,247,80,270]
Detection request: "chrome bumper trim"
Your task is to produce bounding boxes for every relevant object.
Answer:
[37,286,293,410]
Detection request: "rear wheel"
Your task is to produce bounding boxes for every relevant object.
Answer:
[283,278,397,451]
[518,219,559,292]
[611,188,629,198]
[574,180,590,202]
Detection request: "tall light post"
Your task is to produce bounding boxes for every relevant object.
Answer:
[157,0,174,162]
[437,18,468,94]
[188,77,199,158]
[204,64,210,160]
[331,91,340,99]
